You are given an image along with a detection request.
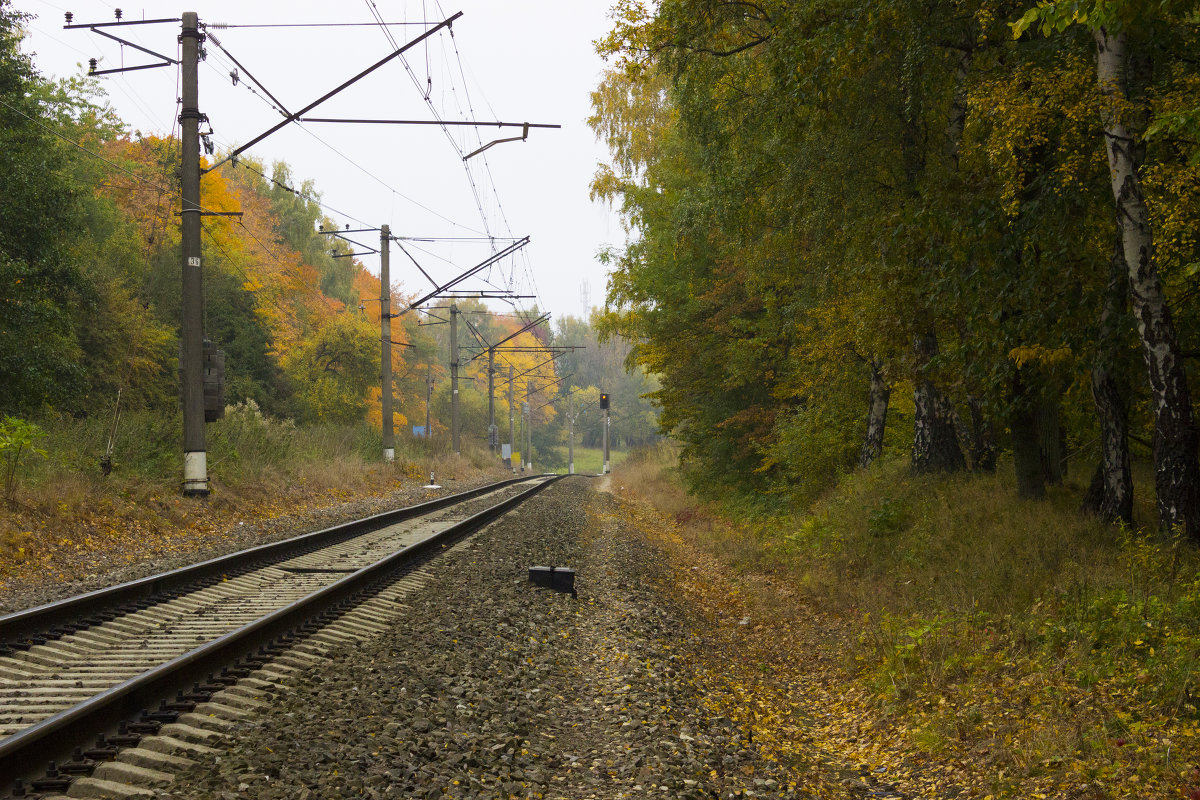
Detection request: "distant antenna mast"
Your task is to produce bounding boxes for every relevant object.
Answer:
[580,280,591,314]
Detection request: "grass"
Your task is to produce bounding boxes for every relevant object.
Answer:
[612,443,1200,798]
[0,401,511,570]
[555,445,628,475]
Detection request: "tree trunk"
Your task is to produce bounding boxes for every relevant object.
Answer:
[968,395,997,472]
[1010,368,1045,499]
[1081,234,1133,524]
[1036,395,1065,485]
[909,48,971,477]
[1084,369,1134,523]
[1095,28,1200,538]
[859,359,890,468]
[912,332,965,473]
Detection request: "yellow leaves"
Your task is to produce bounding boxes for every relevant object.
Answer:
[965,54,1098,217]
[1008,344,1073,368]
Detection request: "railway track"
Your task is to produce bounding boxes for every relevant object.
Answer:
[0,474,563,796]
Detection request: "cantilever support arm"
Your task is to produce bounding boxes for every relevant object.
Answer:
[205,11,463,173]
[469,312,550,362]
[398,237,530,314]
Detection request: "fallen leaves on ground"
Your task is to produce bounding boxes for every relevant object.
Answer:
[609,498,1200,800]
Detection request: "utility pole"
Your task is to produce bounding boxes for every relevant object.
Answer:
[507,365,515,470]
[449,303,460,454]
[601,391,611,474]
[380,223,393,463]
[487,347,497,453]
[568,391,575,475]
[180,11,207,497]
[425,365,433,442]
[526,380,534,472]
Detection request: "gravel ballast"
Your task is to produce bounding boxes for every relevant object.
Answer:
[162,478,814,799]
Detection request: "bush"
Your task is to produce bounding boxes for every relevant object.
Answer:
[0,416,46,507]
[867,497,910,537]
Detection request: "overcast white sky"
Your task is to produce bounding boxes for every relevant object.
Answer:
[13,0,624,320]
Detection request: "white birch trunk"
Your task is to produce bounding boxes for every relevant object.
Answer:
[1095,27,1200,537]
[859,359,890,468]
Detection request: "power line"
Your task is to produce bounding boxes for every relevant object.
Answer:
[223,155,374,230]
[200,220,299,326]
[294,121,490,235]
[0,95,195,205]
[435,10,544,306]
[208,22,432,29]
[198,33,492,236]
[363,0,494,237]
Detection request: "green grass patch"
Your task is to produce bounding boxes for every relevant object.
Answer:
[555,445,627,475]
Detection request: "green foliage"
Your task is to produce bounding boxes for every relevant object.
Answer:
[203,267,290,416]
[0,416,46,507]
[739,457,1199,724]
[206,400,299,479]
[0,1,91,415]
[591,0,1200,512]
[868,498,911,537]
[283,314,379,425]
[1031,531,1200,716]
[263,161,358,308]
[552,312,659,449]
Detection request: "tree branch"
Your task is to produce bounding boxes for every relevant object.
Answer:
[666,33,771,58]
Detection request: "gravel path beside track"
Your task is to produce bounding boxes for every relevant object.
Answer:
[161,478,818,799]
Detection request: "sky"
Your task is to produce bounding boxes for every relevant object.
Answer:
[12,0,626,321]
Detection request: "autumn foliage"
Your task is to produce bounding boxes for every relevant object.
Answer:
[591,0,1200,539]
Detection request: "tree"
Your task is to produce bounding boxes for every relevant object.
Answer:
[0,1,89,414]
[1014,1,1200,538]
[282,313,379,424]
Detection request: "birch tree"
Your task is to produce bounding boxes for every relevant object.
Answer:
[1015,3,1200,538]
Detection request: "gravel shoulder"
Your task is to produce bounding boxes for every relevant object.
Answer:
[162,477,852,799]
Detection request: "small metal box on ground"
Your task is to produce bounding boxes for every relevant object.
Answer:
[528,566,576,594]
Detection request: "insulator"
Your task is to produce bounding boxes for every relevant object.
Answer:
[114,8,122,20]
[64,11,73,23]
[88,58,97,72]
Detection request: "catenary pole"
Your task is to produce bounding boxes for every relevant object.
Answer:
[180,11,207,497]
[526,380,534,472]
[426,365,433,443]
[380,224,393,462]
[568,391,575,475]
[487,348,497,453]
[450,304,460,454]
[507,365,515,470]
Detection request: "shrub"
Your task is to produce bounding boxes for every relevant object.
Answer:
[0,416,46,507]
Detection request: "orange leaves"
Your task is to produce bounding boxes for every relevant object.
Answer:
[97,135,181,251]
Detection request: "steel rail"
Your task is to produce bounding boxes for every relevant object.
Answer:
[0,475,538,647]
[0,474,565,791]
